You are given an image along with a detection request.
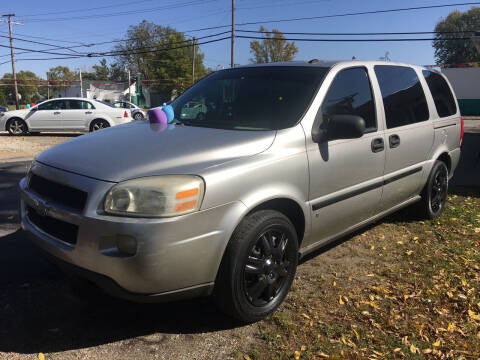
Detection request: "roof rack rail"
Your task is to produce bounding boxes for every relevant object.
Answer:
[308,59,320,64]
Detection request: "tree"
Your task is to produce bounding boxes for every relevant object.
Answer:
[112,20,207,99]
[433,7,480,65]
[48,66,76,96]
[92,59,109,80]
[249,26,298,63]
[3,71,40,104]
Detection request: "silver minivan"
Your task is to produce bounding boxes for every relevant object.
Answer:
[19,61,463,322]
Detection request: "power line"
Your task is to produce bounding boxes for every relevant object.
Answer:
[0,36,230,64]
[18,0,162,17]
[182,1,480,32]
[236,35,472,42]
[22,0,218,23]
[235,29,479,36]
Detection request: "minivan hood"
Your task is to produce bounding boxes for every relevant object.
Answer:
[36,121,276,182]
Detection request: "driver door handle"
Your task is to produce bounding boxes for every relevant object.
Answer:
[85,111,92,114]
[389,134,401,148]
[53,111,61,115]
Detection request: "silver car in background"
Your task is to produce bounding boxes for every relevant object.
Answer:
[113,100,146,120]
[19,61,462,322]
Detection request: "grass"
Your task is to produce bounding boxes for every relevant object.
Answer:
[241,191,480,359]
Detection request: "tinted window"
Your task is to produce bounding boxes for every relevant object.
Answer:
[171,66,328,130]
[38,100,66,110]
[68,100,83,109]
[422,70,457,118]
[374,66,429,128]
[321,67,376,133]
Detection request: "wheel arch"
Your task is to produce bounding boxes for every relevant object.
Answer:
[245,197,306,247]
[5,116,29,132]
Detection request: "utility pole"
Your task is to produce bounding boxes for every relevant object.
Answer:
[192,37,196,84]
[127,68,131,103]
[1,14,23,110]
[79,69,83,97]
[46,72,50,99]
[231,0,235,68]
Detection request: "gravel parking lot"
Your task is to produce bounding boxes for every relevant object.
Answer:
[0,132,78,162]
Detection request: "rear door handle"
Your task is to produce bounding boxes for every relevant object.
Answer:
[53,111,61,115]
[85,111,92,114]
[371,137,384,153]
[389,134,400,148]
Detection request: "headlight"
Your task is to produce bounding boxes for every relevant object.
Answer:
[104,175,205,217]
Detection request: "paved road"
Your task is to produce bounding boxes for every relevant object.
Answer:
[0,132,478,356]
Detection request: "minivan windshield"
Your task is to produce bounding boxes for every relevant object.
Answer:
[170,66,329,130]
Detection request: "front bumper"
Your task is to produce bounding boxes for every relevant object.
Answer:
[19,162,246,298]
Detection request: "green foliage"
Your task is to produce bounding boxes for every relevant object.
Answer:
[0,88,6,106]
[249,26,298,64]
[112,20,206,98]
[3,71,40,104]
[433,7,480,65]
[48,66,76,96]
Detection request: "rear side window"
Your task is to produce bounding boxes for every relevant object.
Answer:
[422,70,457,118]
[374,65,429,128]
[321,67,377,133]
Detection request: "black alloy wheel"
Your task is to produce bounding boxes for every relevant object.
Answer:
[428,162,448,216]
[415,160,449,219]
[213,210,298,322]
[244,229,291,306]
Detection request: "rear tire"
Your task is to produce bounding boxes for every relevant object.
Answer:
[133,112,144,120]
[7,118,28,136]
[90,119,110,132]
[213,210,298,323]
[415,160,449,219]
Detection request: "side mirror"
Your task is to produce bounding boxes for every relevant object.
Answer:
[312,114,365,143]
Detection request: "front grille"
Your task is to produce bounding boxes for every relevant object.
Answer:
[29,173,87,212]
[27,206,78,245]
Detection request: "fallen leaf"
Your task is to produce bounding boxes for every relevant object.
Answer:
[339,296,344,305]
[405,250,414,255]
[370,261,375,265]
[318,352,329,358]
[301,345,306,351]
[433,340,441,347]
[366,273,375,277]
[413,236,419,240]
[352,328,360,341]
[474,228,480,233]
[397,241,404,245]
[410,344,417,354]
[38,354,45,360]
[333,281,336,287]
[469,310,480,321]
[423,349,432,354]
[244,355,252,360]
[393,348,401,353]
[301,313,311,320]
[294,350,301,360]
[447,323,456,332]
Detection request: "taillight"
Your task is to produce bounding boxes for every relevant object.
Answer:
[460,117,464,147]
[124,111,128,118]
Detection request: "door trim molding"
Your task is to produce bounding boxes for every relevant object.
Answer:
[311,166,422,211]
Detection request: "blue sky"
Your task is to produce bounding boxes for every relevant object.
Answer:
[0,0,477,78]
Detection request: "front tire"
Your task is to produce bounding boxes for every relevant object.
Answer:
[133,112,144,120]
[90,119,110,132]
[7,118,28,136]
[416,160,449,219]
[213,210,298,322]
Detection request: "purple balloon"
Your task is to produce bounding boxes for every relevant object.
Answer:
[148,108,167,124]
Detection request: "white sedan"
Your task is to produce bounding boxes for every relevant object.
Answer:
[0,98,133,136]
